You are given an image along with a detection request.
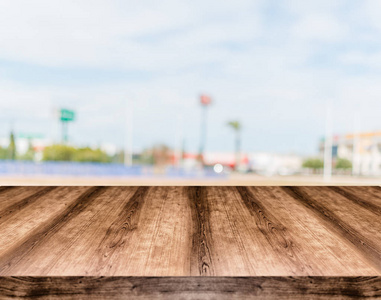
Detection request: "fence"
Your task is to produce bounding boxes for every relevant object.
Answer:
[0,161,225,178]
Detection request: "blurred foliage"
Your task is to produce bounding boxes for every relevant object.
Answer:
[43,145,75,161]
[43,144,111,162]
[0,132,18,160]
[335,158,352,169]
[302,158,324,169]
[8,132,16,160]
[227,120,242,131]
[111,150,155,165]
[3,141,173,165]
[0,147,7,159]
[227,120,242,170]
[116,144,171,166]
[72,147,110,163]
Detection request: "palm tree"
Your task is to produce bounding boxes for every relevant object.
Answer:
[227,121,241,170]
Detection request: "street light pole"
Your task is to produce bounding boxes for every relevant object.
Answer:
[198,95,212,165]
[61,120,67,144]
[323,105,332,181]
[124,100,133,166]
[174,113,183,167]
[352,114,360,176]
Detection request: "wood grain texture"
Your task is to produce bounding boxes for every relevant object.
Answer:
[282,186,381,272]
[187,186,214,276]
[0,186,380,277]
[0,276,380,299]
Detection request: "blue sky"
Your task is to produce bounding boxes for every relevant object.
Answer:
[0,0,381,155]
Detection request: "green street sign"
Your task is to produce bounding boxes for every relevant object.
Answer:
[17,133,45,139]
[60,109,75,122]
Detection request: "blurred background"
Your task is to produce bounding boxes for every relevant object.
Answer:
[0,0,380,185]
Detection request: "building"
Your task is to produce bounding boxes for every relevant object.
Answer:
[319,131,381,176]
[248,152,302,176]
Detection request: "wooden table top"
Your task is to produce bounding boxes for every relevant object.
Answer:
[0,186,380,277]
[0,186,380,299]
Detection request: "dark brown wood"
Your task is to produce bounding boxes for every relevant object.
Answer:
[0,186,380,276]
[91,187,149,275]
[0,187,57,226]
[0,187,107,274]
[282,186,381,272]
[187,187,214,276]
[328,186,381,216]
[0,186,381,298]
[0,276,380,299]
[236,187,310,275]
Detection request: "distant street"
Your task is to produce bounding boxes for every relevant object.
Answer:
[1,174,380,186]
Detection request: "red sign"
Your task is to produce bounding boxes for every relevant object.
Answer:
[200,94,212,106]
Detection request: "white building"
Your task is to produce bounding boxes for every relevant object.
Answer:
[248,152,303,176]
[320,131,381,176]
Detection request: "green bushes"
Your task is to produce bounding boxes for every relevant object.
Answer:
[43,145,76,161]
[335,158,352,170]
[302,158,324,170]
[302,157,352,173]
[72,147,110,163]
[0,147,7,160]
[43,145,111,163]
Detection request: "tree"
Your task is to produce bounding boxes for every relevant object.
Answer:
[7,131,16,160]
[302,158,324,171]
[43,144,76,161]
[42,145,111,163]
[227,120,242,170]
[0,147,7,160]
[335,158,352,170]
[72,147,110,163]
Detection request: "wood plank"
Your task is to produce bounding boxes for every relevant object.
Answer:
[187,186,214,276]
[0,276,380,299]
[203,186,256,275]
[0,186,47,212]
[0,187,107,275]
[282,186,381,272]
[328,186,381,215]
[0,186,380,277]
[45,186,140,276]
[0,186,90,256]
[248,186,378,275]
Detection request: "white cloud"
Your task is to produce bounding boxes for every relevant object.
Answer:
[340,51,381,68]
[291,14,346,42]
[0,0,263,70]
[362,0,381,31]
[0,0,380,154]
[284,0,345,15]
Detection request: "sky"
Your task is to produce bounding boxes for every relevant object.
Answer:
[0,0,381,155]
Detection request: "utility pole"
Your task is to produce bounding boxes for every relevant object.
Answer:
[124,100,133,166]
[198,94,212,165]
[174,113,183,167]
[352,114,360,176]
[61,120,68,144]
[59,109,75,144]
[8,120,16,160]
[323,105,332,181]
